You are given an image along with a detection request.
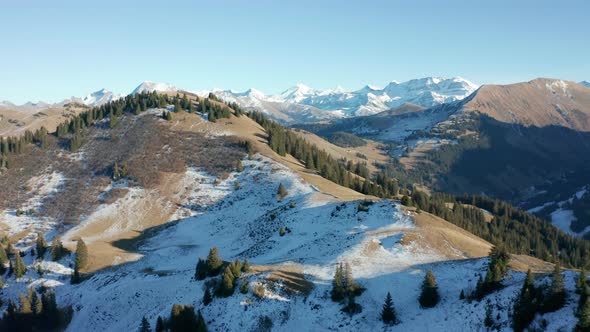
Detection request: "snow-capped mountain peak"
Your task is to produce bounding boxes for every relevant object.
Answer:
[276,83,318,103]
[80,88,124,107]
[132,81,178,95]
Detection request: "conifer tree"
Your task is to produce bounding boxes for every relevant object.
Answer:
[578,297,590,332]
[242,258,251,273]
[51,236,66,261]
[139,316,151,332]
[484,302,494,328]
[419,270,440,308]
[31,292,42,315]
[240,279,249,294]
[331,263,345,301]
[170,304,198,332]
[236,160,244,172]
[460,289,465,300]
[18,292,32,314]
[381,292,397,325]
[14,251,27,278]
[155,316,165,332]
[0,244,8,273]
[0,275,4,288]
[279,227,285,237]
[203,287,212,306]
[205,247,223,276]
[196,310,207,332]
[75,238,88,271]
[220,266,235,296]
[543,262,566,312]
[277,183,288,199]
[195,257,207,280]
[512,269,538,332]
[578,269,588,294]
[230,259,242,278]
[36,232,47,259]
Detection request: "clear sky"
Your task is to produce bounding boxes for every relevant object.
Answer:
[1,0,589,104]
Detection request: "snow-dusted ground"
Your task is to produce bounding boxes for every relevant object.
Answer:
[0,155,581,331]
[528,185,590,236]
[0,171,64,248]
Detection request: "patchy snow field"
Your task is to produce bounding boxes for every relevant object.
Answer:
[0,155,581,331]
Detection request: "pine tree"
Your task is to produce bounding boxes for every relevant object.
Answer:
[279,227,285,237]
[484,302,494,328]
[170,304,198,332]
[139,316,151,332]
[242,258,250,273]
[220,266,235,296]
[195,257,208,280]
[236,160,244,172]
[381,292,397,325]
[51,236,66,261]
[196,310,208,332]
[203,287,213,306]
[0,275,4,288]
[205,247,223,276]
[331,263,345,301]
[277,183,288,199]
[460,289,465,300]
[240,279,249,294]
[155,316,165,332]
[543,262,566,313]
[75,238,88,271]
[578,269,588,294]
[578,296,590,332]
[512,269,537,332]
[0,244,8,273]
[36,232,47,259]
[18,292,32,314]
[32,292,42,315]
[14,251,27,278]
[419,270,440,308]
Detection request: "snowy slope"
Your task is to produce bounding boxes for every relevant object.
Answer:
[581,81,590,88]
[0,155,579,331]
[132,81,178,95]
[79,88,125,106]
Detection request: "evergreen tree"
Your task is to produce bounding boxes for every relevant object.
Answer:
[484,302,494,328]
[31,292,42,315]
[203,287,212,306]
[219,266,235,296]
[18,292,32,314]
[578,297,590,332]
[381,292,397,325]
[578,269,588,294]
[195,257,207,280]
[0,244,8,273]
[460,289,465,300]
[240,279,249,294]
[205,247,223,276]
[14,252,27,278]
[242,258,250,273]
[419,270,440,308]
[236,160,244,172]
[196,310,207,332]
[542,262,566,312]
[139,316,151,332]
[155,316,165,332]
[277,183,288,199]
[279,227,285,237]
[36,232,47,259]
[0,275,4,288]
[331,263,345,301]
[170,304,198,332]
[512,270,538,332]
[75,238,88,271]
[51,236,66,261]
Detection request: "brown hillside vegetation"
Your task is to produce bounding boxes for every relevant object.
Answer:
[0,103,88,137]
[464,78,590,131]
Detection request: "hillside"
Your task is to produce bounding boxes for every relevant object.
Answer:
[0,89,587,332]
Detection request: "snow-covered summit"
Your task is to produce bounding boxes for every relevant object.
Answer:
[131,81,178,95]
[79,88,125,107]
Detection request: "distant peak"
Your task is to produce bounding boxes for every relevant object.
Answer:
[132,81,177,95]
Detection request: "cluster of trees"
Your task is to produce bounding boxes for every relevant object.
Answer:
[512,265,567,331]
[331,262,363,315]
[474,247,510,299]
[194,247,250,299]
[247,111,401,198]
[0,127,49,157]
[0,289,72,331]
[146,305,207,332]
[405,191,590,268]
[201,95,234,122]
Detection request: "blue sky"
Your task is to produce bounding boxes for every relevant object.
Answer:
[1,0,589,103]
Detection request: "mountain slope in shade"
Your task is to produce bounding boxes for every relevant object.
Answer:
[581,81,590,88]
[462,78,590,131]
